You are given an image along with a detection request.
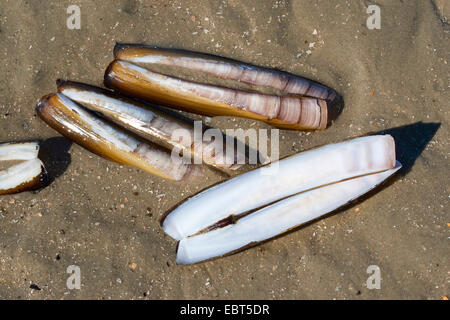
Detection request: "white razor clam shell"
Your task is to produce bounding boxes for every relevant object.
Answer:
[0,142,40,161]
[163,135,396,240]
[177,162,402,265]
[0,158,44,192]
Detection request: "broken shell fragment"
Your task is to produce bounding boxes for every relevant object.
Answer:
[104,60,329,130]
[0,141,40,161]
[0,142,47,195]
[162,135,397,241]
[36,93,193,181]
[113,43,337,101]
[176,162,402,265]
[57,80,242,171]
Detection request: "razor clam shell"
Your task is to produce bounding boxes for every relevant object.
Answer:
[57,81,241,171]
[104,60,328,130]
[162,135,396,240]
[176,162,401,265]
[0,158,46,195]
[114,44,337,101]
[37,93,191,181]
[0,141,40,161]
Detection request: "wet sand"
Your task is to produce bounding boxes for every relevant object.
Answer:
[0,0,448,299]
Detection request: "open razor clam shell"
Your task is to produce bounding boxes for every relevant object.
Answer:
[104,60,328,130]
[114,44,337,102]
[0,141,40,161]
[162,135,396,240]
[36,93,192,181]
[177,162,402,265]
[57,81,242,171]
[0,158,47,195]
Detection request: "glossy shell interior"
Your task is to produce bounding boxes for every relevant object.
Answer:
[163,135,397,241]
[36,93,192,181]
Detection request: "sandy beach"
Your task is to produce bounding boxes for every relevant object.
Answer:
[0,0,448,299]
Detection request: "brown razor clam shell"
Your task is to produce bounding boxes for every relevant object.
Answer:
[0,164,47,195]
[56,80,242,171]
[36,93,191,181]
[104,60,328,130]
[114,43,337,101]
